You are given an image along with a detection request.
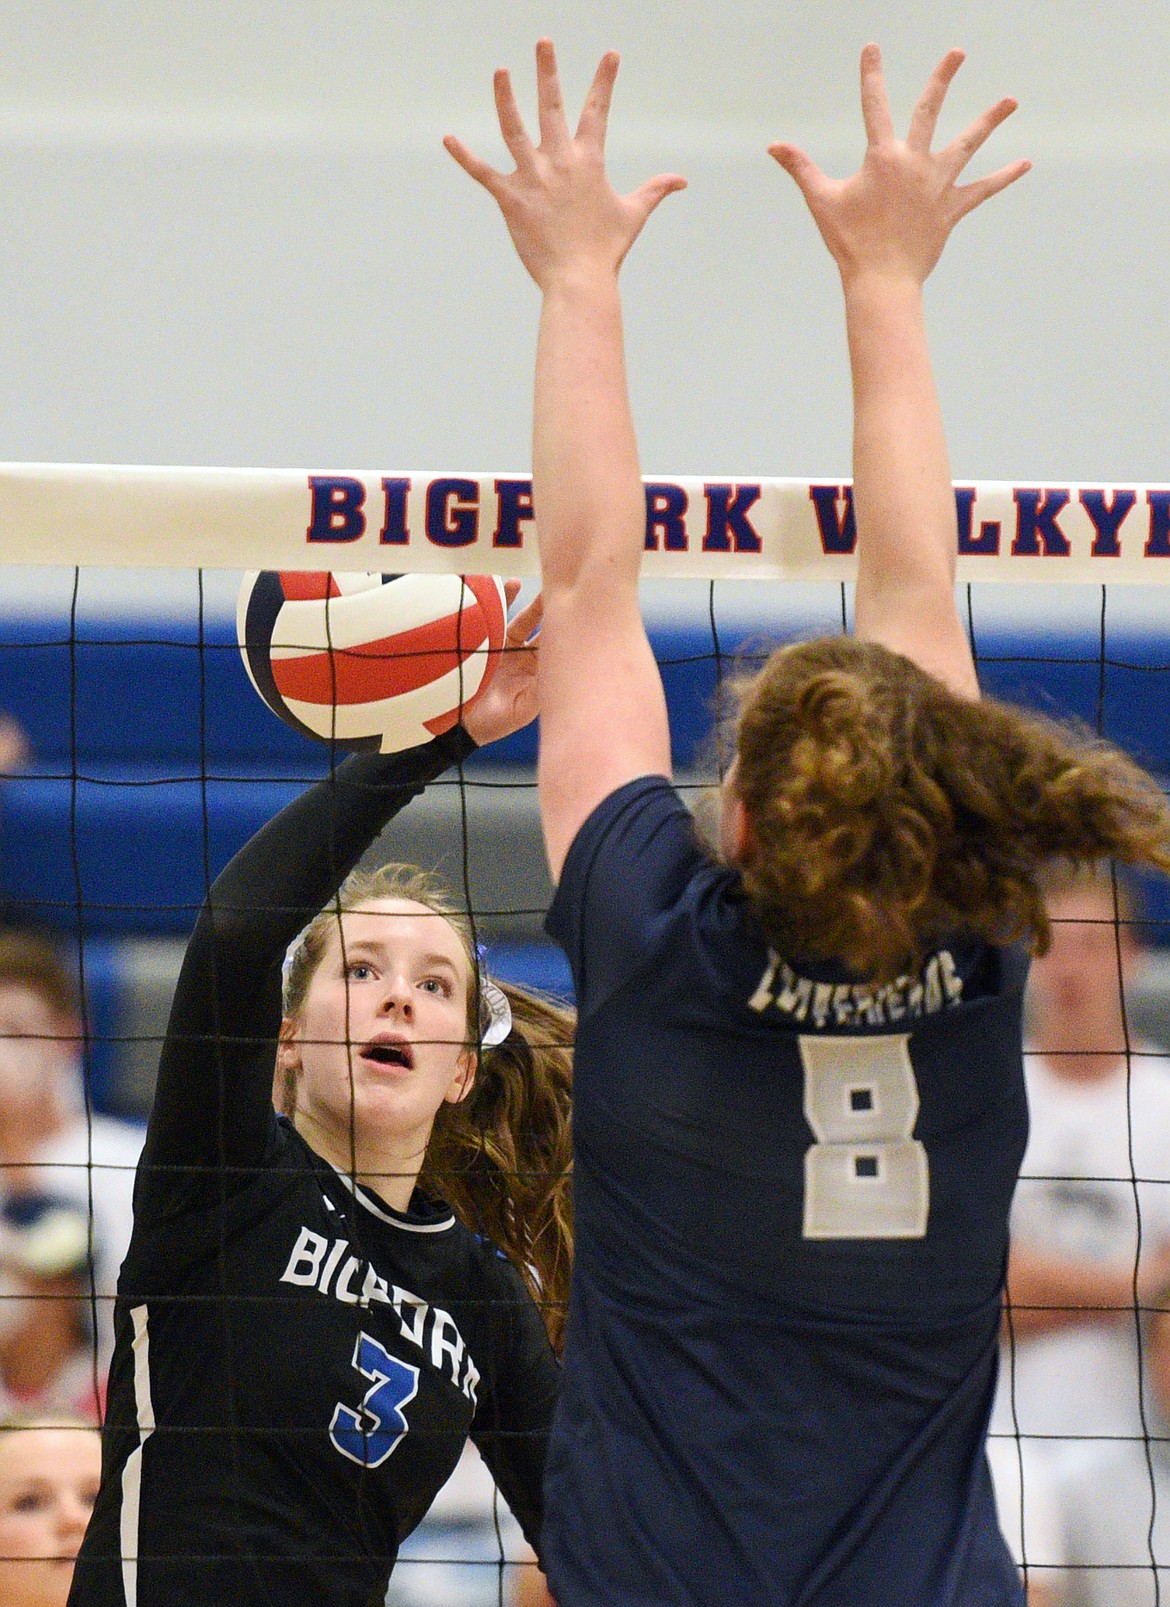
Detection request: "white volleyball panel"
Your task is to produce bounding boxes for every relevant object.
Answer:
[281,650,491,752]
[270,575,481,658]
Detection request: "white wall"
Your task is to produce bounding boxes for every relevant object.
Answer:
[0,0,1164,498]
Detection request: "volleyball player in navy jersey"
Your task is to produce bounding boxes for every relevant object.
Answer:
[448,42,1170,1605]
[69,591,574,1607]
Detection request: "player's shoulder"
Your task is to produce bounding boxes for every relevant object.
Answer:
[456,1226,530,1295]
[427,1222,543,1350]
[559,774,700,884]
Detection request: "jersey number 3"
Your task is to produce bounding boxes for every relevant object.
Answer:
[800,1033,929,1239]
[330,1332,420,1468]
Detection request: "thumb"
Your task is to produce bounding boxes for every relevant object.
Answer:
[629,172,688,221]
[768,142,825,203]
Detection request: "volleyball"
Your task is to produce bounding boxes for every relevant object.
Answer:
[236,570,507,752]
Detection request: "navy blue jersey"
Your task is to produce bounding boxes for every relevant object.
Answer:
[71,733,559,1607]
[544,776,1029,1607]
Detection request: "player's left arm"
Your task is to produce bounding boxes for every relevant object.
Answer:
[773,46,1029,701]
[447,41,685,880]
[469,1265,561,1557]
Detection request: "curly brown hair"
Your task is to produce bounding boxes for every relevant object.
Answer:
[731,636,1170,982]
[281,865,574,1355]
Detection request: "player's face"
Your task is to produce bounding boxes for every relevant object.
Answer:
[0,1427,100,1607]
[1028,885,1137,1062]
[289,899,476,1158]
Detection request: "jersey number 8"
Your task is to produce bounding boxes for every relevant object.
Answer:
[800,1033,929,1240]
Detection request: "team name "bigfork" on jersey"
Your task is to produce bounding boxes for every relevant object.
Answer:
[280,1226,480,1405]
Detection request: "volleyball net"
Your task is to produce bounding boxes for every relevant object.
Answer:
[2,463,1169,1603]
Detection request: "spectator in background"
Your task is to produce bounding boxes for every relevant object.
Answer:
[0,1193,103,1422]
[0,713,29,929]
[0,1415,100,1607]
[988,867,1170,1572]
[0,715,26,778]
[1059,1295,1170,1604]
[0,931,142,1358]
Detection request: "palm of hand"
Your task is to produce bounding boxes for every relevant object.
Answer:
[445,38,685,292]
[771,44,1029,289]
[813,144,961,285]
[494,146,643,286]
[461,591,542,749]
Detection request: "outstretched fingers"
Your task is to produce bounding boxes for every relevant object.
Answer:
[535,37,570,149]
[506,591,544,646]
[905,47,965,152]
[858,44,895,147]
[768,142,830,207]
[494,66,535,165]
[576,50,620,147]
[953,156,1032,219]
[442,133,505,198]
[629,171,688,222]
[941,96,1022,179]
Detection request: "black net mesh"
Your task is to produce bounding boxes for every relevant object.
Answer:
[0,566,1167,1604]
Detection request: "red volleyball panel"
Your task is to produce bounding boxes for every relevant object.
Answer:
[464,575,506,685]
[440,575,507,728]
[277,572,342,602]
[271,602,491,706]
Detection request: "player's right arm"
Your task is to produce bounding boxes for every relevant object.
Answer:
[446,40,685,880]
[772,46,1029,702]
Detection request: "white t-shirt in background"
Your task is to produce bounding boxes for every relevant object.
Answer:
[991,1046,1170,1466]
[32,1111,143,1357]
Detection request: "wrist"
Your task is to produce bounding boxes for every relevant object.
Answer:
[840,266,927,307]
[540,261,624,303]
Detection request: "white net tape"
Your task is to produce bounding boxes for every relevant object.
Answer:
[1,464,1168,582]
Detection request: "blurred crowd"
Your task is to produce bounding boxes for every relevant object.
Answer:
[990,868,1170,1606]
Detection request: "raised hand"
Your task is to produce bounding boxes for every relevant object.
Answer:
[444,37,686,290]
[770,45,1030,287]
[461,584,543,748]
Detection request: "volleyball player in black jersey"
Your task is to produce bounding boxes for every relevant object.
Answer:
[449,42,1170,1606]
[69,593,571,1607]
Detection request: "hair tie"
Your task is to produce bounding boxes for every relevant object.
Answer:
[477,946,513,1048]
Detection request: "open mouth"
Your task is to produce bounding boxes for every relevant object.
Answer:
[361,1038,414,1070]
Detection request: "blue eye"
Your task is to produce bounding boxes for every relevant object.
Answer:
[347,962,372,981]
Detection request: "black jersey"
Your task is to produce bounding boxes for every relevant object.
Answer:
[544,777,1029,1607]
[70,730,559,1607]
